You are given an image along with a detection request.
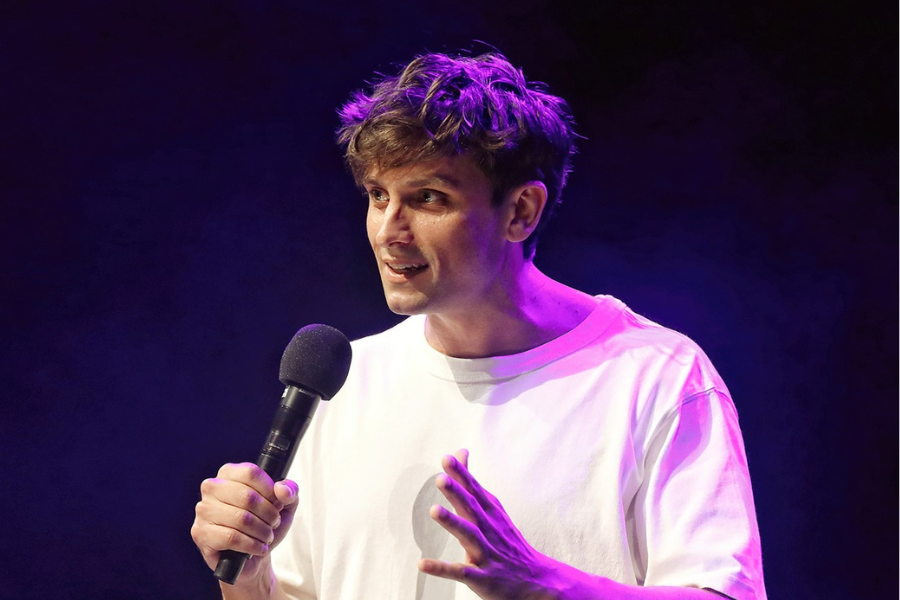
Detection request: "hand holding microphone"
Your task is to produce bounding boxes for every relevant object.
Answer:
[193,462,299,584]
[191,324,352,586]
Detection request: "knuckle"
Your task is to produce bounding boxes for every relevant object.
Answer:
[223,528,242,548]
[240,463,264,481]
[236,508,256,527]
[189,523,203,544]
[470,510,488,528]
[199,477,218,496]
[216,463,236,477]
[468,521,485,542]
[238,487,262,508]
[219,462,260,482]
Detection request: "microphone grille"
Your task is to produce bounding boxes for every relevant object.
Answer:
[279,324,352,400]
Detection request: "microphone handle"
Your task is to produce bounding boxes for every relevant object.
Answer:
[214,386,320,585]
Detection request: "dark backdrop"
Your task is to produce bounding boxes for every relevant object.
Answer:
[2,1,895,598]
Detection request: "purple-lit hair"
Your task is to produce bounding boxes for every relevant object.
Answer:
[336,52,577,259]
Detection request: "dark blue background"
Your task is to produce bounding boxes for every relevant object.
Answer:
[2,1,895,598]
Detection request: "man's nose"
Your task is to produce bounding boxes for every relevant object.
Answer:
[375,199,411,247]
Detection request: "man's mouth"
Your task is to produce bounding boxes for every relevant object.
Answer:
[386,262,428,275]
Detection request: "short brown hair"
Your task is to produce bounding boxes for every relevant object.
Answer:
[336,52,577,259]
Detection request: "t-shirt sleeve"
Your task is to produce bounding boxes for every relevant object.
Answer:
[632,387,767,600]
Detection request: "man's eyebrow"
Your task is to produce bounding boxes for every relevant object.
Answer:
[363,172,464,189]
[407,173,464,188]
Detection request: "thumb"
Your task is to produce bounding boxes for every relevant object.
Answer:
[270,479,300,549]
[273,479,299,509]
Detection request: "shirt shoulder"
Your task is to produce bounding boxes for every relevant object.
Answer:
[578,299,736,438]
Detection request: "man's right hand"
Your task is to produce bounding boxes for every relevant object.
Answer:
[191,462,299,583]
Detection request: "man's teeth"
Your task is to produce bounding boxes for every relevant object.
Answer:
[390,263,426,273]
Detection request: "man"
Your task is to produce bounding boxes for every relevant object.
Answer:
[191,52,767,600]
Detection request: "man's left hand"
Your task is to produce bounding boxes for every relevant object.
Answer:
[418,449,594,600]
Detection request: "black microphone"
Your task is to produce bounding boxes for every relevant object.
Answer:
[214,324,352,585]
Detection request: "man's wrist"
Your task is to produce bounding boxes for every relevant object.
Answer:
[219,557,286,600]
[535,552,610,600]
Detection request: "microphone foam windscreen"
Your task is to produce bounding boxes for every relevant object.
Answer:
[279,324,352,400]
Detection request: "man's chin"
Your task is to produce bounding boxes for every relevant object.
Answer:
[383,291,429,316]
[385,303,426,317]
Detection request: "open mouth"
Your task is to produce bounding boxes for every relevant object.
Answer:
[387,262,428,275]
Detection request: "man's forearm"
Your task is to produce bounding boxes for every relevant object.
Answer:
[594,580,727,600]
[550,557,729,600]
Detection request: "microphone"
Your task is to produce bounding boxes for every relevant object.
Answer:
[214,324,352,585]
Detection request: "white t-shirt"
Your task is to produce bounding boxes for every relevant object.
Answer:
[271,295,766,600]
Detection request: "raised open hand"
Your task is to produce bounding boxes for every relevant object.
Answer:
[417,450,580,600]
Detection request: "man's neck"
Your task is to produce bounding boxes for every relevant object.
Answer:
[423,263,597,359]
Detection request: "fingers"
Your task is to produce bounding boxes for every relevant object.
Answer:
[438,452,491,521]
[418,557,478,583]
[197,482,279,542]
[430,503,486,564]
[426,451,551,595]
[217,462,280,505]
[442,453,476,494]
[192,463,297,571]
[435,472,480,524]
[200,467,284,527]
[433,450,490,565]
[191,501,274,571]
[191,517,272,559]
[452,448,469,468]
[441,453,502,514]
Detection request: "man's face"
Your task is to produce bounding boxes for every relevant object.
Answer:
[363,155,514,318]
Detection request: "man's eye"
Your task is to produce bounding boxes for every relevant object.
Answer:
[367,189,387,202]
[419,190,442,204]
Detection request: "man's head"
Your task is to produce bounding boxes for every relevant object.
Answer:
[337,52,577,260]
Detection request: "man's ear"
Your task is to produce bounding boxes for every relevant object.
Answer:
[505,181,548,243]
